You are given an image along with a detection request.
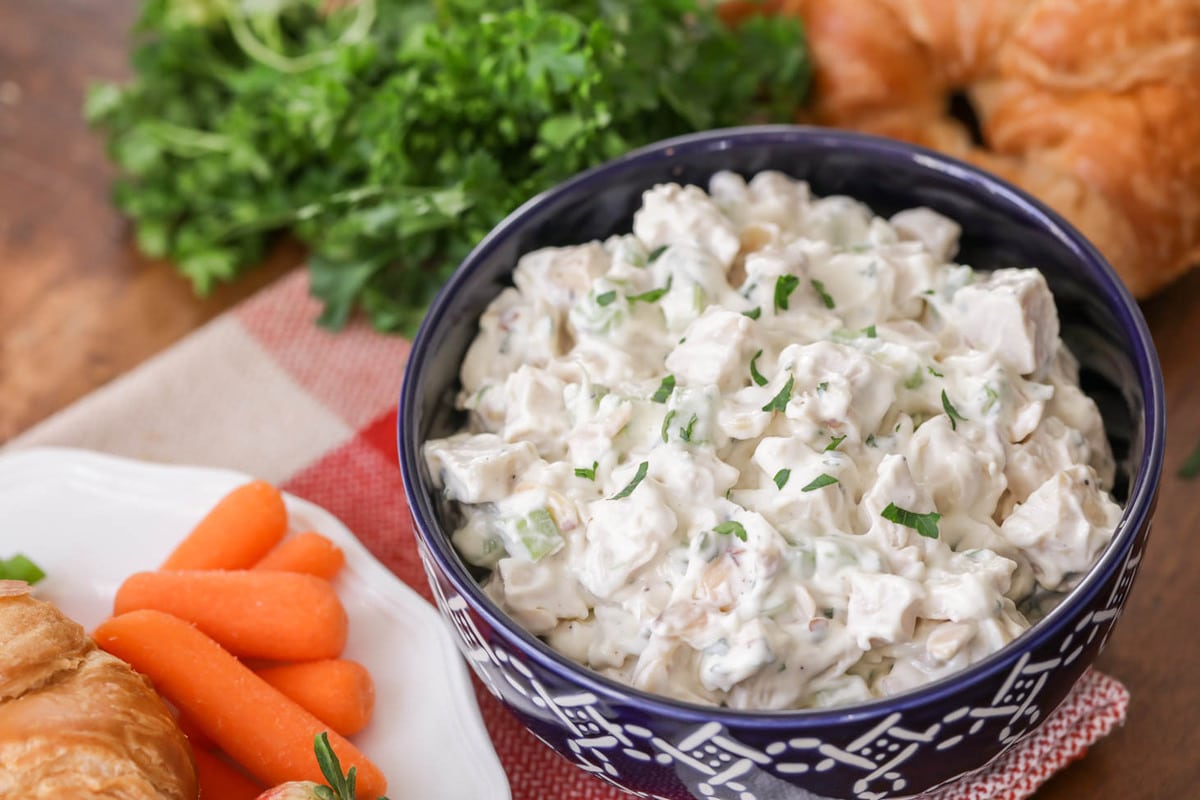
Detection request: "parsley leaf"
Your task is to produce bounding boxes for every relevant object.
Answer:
[0,554,46,585]
[881,502,941,539]
[610,461,649,500]
[661,409,676,443]
[680,414,699,442]
[824,434,846,451]
[811,279,835,309]
[762,375,794,412]
[864,324,877,338]
[1180,442,1200,479]
[982,385,1000,413]
[596,290,618,307]
[801,473,838,492]
[749,350,769,386]
[927,365,944,378]
[651,374,676,403]
[774,274,800,312]
[714,520,747,541]
[742,306,762,320]
[773,468,791,489]
[941,389,968,430]
[647,244,669,263]
[574,461,598,481]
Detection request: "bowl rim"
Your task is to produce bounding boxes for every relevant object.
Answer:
[399,124,1165,725]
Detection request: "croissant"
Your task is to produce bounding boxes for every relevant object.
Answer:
[724,0,1200,297]
[0,583,198,800]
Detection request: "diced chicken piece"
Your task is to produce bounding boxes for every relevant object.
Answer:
[922,570,1002,622]
[907,415,1006,519]
[502,366,568,459]
[1001,416,1092,514]
[496,555,590,635]
[709,170,812,233]
[845,572,924,649]
[1044,366,1117,489]
[1000,465,1123,591]
[943,268,1059,375]
[424,433,538,503]
[698,618,782,693]
[460,288,563,393]
[665,308,755,393]
[889,207,962,262]
[580,478,678,598]
[513,242,610,311]
[634,183,741,268]
[781,341,898,441]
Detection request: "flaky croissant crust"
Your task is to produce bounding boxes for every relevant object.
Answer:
[0,587,198,800]
[726,0,1200,296]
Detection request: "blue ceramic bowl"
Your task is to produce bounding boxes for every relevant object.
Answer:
[398,126,1164,799]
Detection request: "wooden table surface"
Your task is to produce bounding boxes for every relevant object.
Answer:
[2,3,1197,798]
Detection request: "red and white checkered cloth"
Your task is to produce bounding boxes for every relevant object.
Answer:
[10,270,1128,800]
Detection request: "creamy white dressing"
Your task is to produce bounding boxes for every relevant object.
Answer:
[423,171,1122,710]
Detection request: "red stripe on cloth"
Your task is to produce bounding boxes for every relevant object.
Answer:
[236,270,412,431]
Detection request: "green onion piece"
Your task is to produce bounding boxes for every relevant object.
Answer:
[801,473,839,492]
[647,244,669,263]
[864,324,877,338]
[824,434,846,452]
[574,461,598,480]
[904,368,924,390]
[714,520,747,541]
[596,290,617,307]
[610,461,649,499]
[880,502,941,539]
[773,468,791,489]
[1180,443,1200,479]
[982,385,1000,413]
[514,508,565,561]
[661,409,676,443]
[651,374,676,403]
[0,554,46,585]
[680,414,699,442]
[941,389,968,430]
[749,350,769,387]
[774,275,800,312]
[630,276,672,304]
[762,375,794,413]
[742,306,762,320]
[811,278,835,309]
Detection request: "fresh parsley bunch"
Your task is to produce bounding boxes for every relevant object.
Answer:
[87,0,811,332]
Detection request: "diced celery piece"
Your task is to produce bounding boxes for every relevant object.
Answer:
[513,507,564,562]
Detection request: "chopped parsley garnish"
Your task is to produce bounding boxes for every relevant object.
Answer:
[596,290,618,307]
[610,461,649,499]
[742,306,762,320]
[661,409,676,443]
[881,502,941,539]
[864,324,877,338]
[774,274,801,312]
[773,468,791,489]
[0,554,45,584]
[714,520,748,541]
[824,434,846,451]
[647,244,669,263]
[651,374,676,403]
[941,389,968,430]
[1180,443,1200,479]
[680,414,699,442]
[811,278,835,309]
[749,350,769,387]
[982,384,1000,413]
[927,365,944,378]
[574,461,598,481]
[761,375,794,412]
[801,473,839,492]
[865,433,877,446]
[923,288,937,296]
[630,276,672,304]
[817,381,829,393]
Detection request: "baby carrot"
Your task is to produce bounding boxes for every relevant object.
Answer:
[114,570,347,661]
[162,480,288,570]
[192,747,263,800]
[177,712,217,752]
[253,531,345,580]
[94,611,387,798]
[256,660,375,737]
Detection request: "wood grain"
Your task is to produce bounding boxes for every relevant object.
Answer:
[1,3,1197,798]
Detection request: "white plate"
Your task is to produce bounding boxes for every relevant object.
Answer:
[0,447,510,800]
